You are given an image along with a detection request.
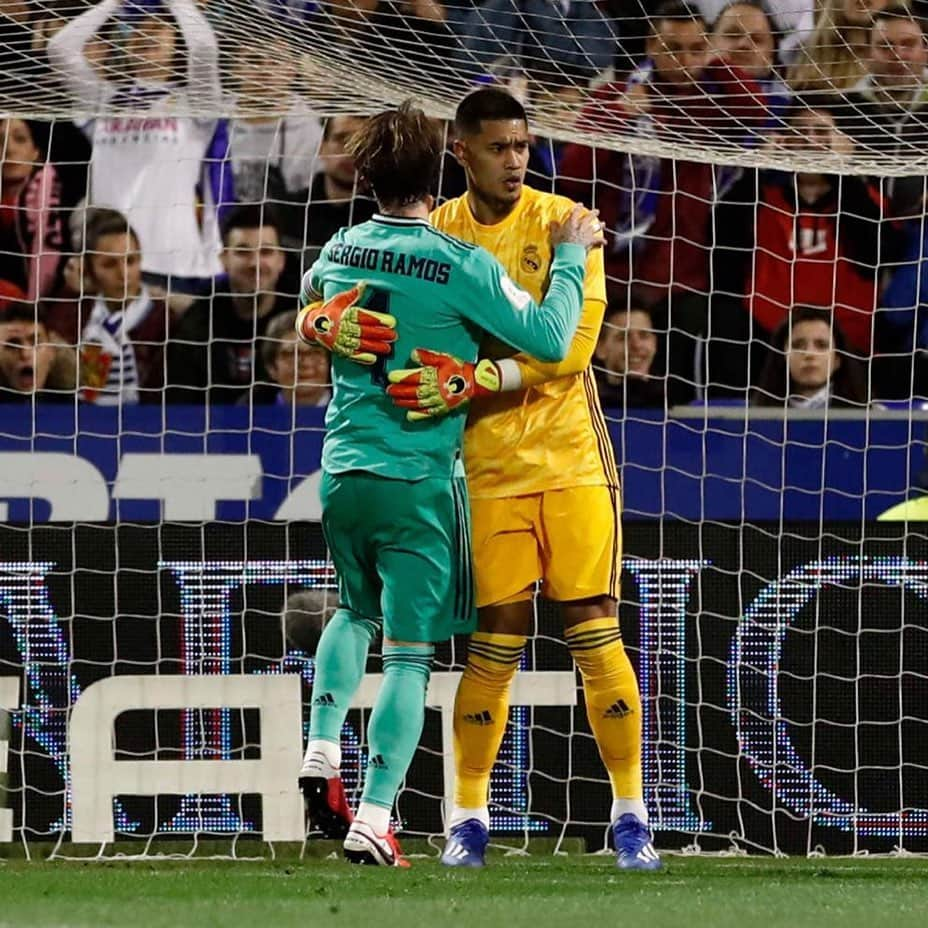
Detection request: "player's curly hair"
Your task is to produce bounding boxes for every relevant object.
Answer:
[347,101,443,209]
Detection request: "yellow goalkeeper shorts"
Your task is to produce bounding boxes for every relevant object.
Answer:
[470,485,622,608]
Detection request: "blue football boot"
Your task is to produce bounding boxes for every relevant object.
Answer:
[613,813,662,871]
[440,818,489,868]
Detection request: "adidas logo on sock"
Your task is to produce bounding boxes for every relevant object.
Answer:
[312,692,336,707]
[463,710,494,725]
[368,754,388,769]
[603,699,632,718]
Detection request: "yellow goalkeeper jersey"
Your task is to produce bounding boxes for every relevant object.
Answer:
[431,186,616,499]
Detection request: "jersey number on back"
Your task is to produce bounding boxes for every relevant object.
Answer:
[364,287,393,387]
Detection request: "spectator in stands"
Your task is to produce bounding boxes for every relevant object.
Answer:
[711,1,791,119]
[246,310,331,406]
[42,209,170,405]
[788,0,890,93]
[560,2,760,295]
[845,9,928,334]
[167,205,291,404]
[594,304,665,408]
[42,206,117,328]
[600,0,655,70]
[32,3,123,80]
[295,115,375,264]
[697,0,812,63]
[712,99,900,390]
[16,8,94,212]
[0,304,76,402]
[0,118,65,302]
[752,306,869,408]
[861,6,928,104]
[844,5,928,153]
[0,1,46,104]
[875,166,928,398]
[80,211,172,404]
[48,0,228,291]
[304,0,465,85]
[558,0,768,402]
[458,0,618,86]
[227,22,323,207]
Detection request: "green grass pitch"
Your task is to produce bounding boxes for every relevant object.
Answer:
[1,854,926,928]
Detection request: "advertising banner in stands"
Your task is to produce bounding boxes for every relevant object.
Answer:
[1,521,926,854]
[0,407,924,522]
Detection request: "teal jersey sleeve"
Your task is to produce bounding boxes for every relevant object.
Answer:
[299,263,321,306]
[299,234,342,304]
[299,258,320,305]
[455,243,587,363]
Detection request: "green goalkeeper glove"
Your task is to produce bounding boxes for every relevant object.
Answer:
[386,348,502,421]
[296,282,397,365]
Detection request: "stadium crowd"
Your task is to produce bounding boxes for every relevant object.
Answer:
[2,0,928,409]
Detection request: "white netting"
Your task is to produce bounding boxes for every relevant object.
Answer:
[1,1,928,172]
[0,0,927,860]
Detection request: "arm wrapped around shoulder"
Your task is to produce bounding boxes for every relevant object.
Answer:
[296,283,397,365]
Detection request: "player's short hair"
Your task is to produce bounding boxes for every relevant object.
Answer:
[454,88,527,137]
[348,101,443,208]
[650,0,705,33]
[220,203,283,245]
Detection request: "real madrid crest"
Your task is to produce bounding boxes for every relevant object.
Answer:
[520,244,542,274]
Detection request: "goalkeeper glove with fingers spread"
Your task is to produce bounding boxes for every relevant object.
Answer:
[386,348,502,421]
[296,282,397,365]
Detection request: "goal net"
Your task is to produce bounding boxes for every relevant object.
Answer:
[1,0,927,859]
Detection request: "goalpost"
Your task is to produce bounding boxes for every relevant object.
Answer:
[0,0,927,859]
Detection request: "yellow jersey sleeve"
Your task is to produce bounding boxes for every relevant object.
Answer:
[512,247,607,387]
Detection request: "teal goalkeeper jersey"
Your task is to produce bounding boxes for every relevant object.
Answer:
[302,213,586,481]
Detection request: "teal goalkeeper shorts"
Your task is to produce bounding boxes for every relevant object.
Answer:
[320,469,477,642]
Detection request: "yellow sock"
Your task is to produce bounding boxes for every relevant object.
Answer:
[565,617,643,800]
[453,632,526,809]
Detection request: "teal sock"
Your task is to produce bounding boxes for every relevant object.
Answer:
[361,644,434,811]
[307,608,380,744]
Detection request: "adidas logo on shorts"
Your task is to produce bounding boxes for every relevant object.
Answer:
[603,699,632,718]
[369,754,388,769]
[463,709,493,725]
[312,692,336,707]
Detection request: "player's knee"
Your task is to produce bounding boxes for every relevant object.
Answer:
[477,599,534,635]
[382,642,434,683]
[561,596,618,629]
[463,630,527,689]
[464,653,520,689]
